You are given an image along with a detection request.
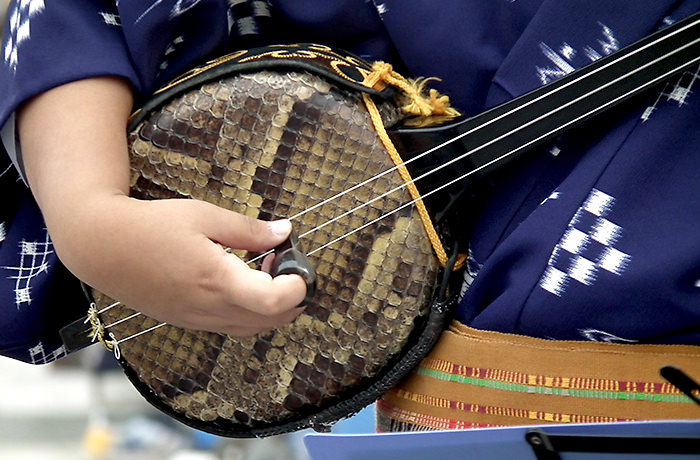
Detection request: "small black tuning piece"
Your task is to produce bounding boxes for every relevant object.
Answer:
[269,230,316,307]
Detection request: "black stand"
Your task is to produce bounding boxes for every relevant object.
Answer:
[527,365,700,460]
[526,428,700,460]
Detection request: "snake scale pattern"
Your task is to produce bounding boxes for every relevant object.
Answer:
[93,67,440,435]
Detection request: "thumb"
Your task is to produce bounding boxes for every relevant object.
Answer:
[199,202,292,252]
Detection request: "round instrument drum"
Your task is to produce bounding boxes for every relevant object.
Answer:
[89,44,453,437]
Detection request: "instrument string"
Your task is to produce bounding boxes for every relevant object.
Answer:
[249,33,700,264]
[305,39,700,254]
[291,17,700,218]
[100,18,700,351]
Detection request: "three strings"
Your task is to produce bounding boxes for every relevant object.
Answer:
[95,16,700,355]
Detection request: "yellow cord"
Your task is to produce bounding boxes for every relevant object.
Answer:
[363,62,461,127]
[360,62,466,270]
[86,303,114,352]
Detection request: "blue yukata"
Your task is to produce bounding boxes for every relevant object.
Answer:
[0,0,699,363]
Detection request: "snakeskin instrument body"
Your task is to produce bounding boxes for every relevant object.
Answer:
[90,45,444,437]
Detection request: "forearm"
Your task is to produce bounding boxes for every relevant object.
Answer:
[16,76,306,336]
[18,76,133,244]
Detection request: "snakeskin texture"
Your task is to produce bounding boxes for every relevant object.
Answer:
[96,69,440,434]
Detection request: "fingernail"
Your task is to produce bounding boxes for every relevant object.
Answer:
[268,219,292,237]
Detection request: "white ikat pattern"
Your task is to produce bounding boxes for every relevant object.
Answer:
[539,189,631,296]
[27,341,67,364]
[3,0,45,72]
[536,23,619,85]
[1,231,53,307]
[641,63,700,121]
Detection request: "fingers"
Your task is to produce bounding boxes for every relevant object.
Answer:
[197,201,293,252]
[260,252,275,273]
[193,201,311,325]
[215,251,309,315]
[85,197,311,337]
[185,205,310,335]
[188,253,308,336]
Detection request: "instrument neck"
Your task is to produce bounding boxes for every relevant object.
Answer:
[389,11,700,215]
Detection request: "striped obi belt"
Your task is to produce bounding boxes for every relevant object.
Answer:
[377,321,700,431]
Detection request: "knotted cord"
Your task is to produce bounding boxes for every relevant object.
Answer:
[361,61,465,269]
[91,13,700,351]
[89,65,463,354]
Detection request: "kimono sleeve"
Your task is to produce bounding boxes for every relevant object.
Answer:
[0,0,140,177]
[0,0,139,364]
